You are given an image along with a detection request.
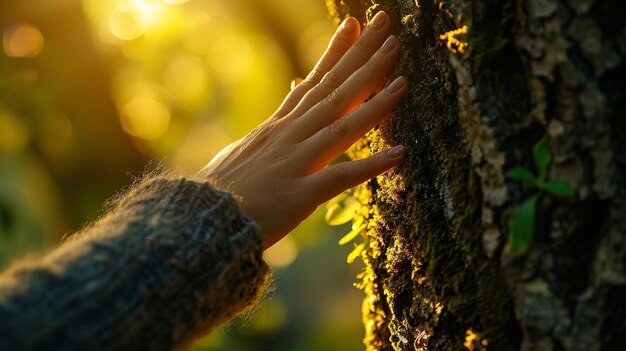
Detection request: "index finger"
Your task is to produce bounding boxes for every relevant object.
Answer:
[272,17,360,119]
[284,11,392,122]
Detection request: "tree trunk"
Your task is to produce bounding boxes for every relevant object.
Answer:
[325,0,626,350]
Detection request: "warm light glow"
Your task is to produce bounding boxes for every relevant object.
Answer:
[137,0,167,13]
[298,19,334,69]
[171,121,230,172]
[3,23,45,58]
[264,236,298,267]
[120,98,170,139]
[439,25,469,54]
[109,6,148,40]
[163,56,211,107]
[118,0,166,14]
[207,34,255,82]
[161,0,190,4]
[108,0,169,41]
[464,328,488,351]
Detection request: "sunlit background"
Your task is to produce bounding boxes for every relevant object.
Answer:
[0,0,366,349]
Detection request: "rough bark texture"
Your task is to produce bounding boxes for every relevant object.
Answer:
[326,0,626,350]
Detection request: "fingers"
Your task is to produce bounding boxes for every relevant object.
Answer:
[298,76,408,171]
[285,11,392,121]
[305,16,360,85]
[302,145,406,205]
[289,35,402,142]
[271,17,360,119]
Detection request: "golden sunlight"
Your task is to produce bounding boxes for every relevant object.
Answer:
[162,0,190,4]
[464,328,488,351]
[206,34,256,83]
[108,0,179,41]
[120,97,170,139]
[163,55,212,108]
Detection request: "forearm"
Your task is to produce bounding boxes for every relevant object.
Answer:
[0,177,269,351]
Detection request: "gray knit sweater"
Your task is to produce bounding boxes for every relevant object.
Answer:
[0,177,270,350]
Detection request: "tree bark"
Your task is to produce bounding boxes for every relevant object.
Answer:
[325,0,626,350]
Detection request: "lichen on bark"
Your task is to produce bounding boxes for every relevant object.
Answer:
[326,0,626,350]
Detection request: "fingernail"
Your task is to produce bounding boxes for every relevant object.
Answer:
[339,17,356,34]
[368,11,387,30]
[388,145,405,158]
[379,35,398,53]
[386,76,406,93]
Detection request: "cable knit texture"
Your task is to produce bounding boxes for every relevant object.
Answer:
[0,177,270,351]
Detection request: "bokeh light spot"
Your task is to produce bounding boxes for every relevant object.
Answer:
[171,121,230,172]
[264,236,298,268]
[207,34,255,83]
[163,56,211,108]
[3,23,45,58]
[120,98,170,139]
[109,6,148,41]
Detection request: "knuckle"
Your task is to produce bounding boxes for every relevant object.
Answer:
[320,70,341,89]
[291,82,310,96]
[324,88,344,107]
[331,163,350,183]
[329,118,348,137]
[299,79,317,89]
[306,69,324,84]
[353,38,369,53]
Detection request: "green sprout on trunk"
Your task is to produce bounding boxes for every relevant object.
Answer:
[505,136,574,256]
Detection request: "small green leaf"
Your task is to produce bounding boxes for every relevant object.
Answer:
[325,191,349,208]
[543,181,574,197]
[347,242,367,263]
[325,196,360,226]
[338,223,365,245]
[505,167,537,184]
[509,194,538,256]
[533,136,551,180]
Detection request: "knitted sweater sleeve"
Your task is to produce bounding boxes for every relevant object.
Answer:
[0,177,270,351]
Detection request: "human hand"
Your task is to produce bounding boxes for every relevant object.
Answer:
[200,11,408,248]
